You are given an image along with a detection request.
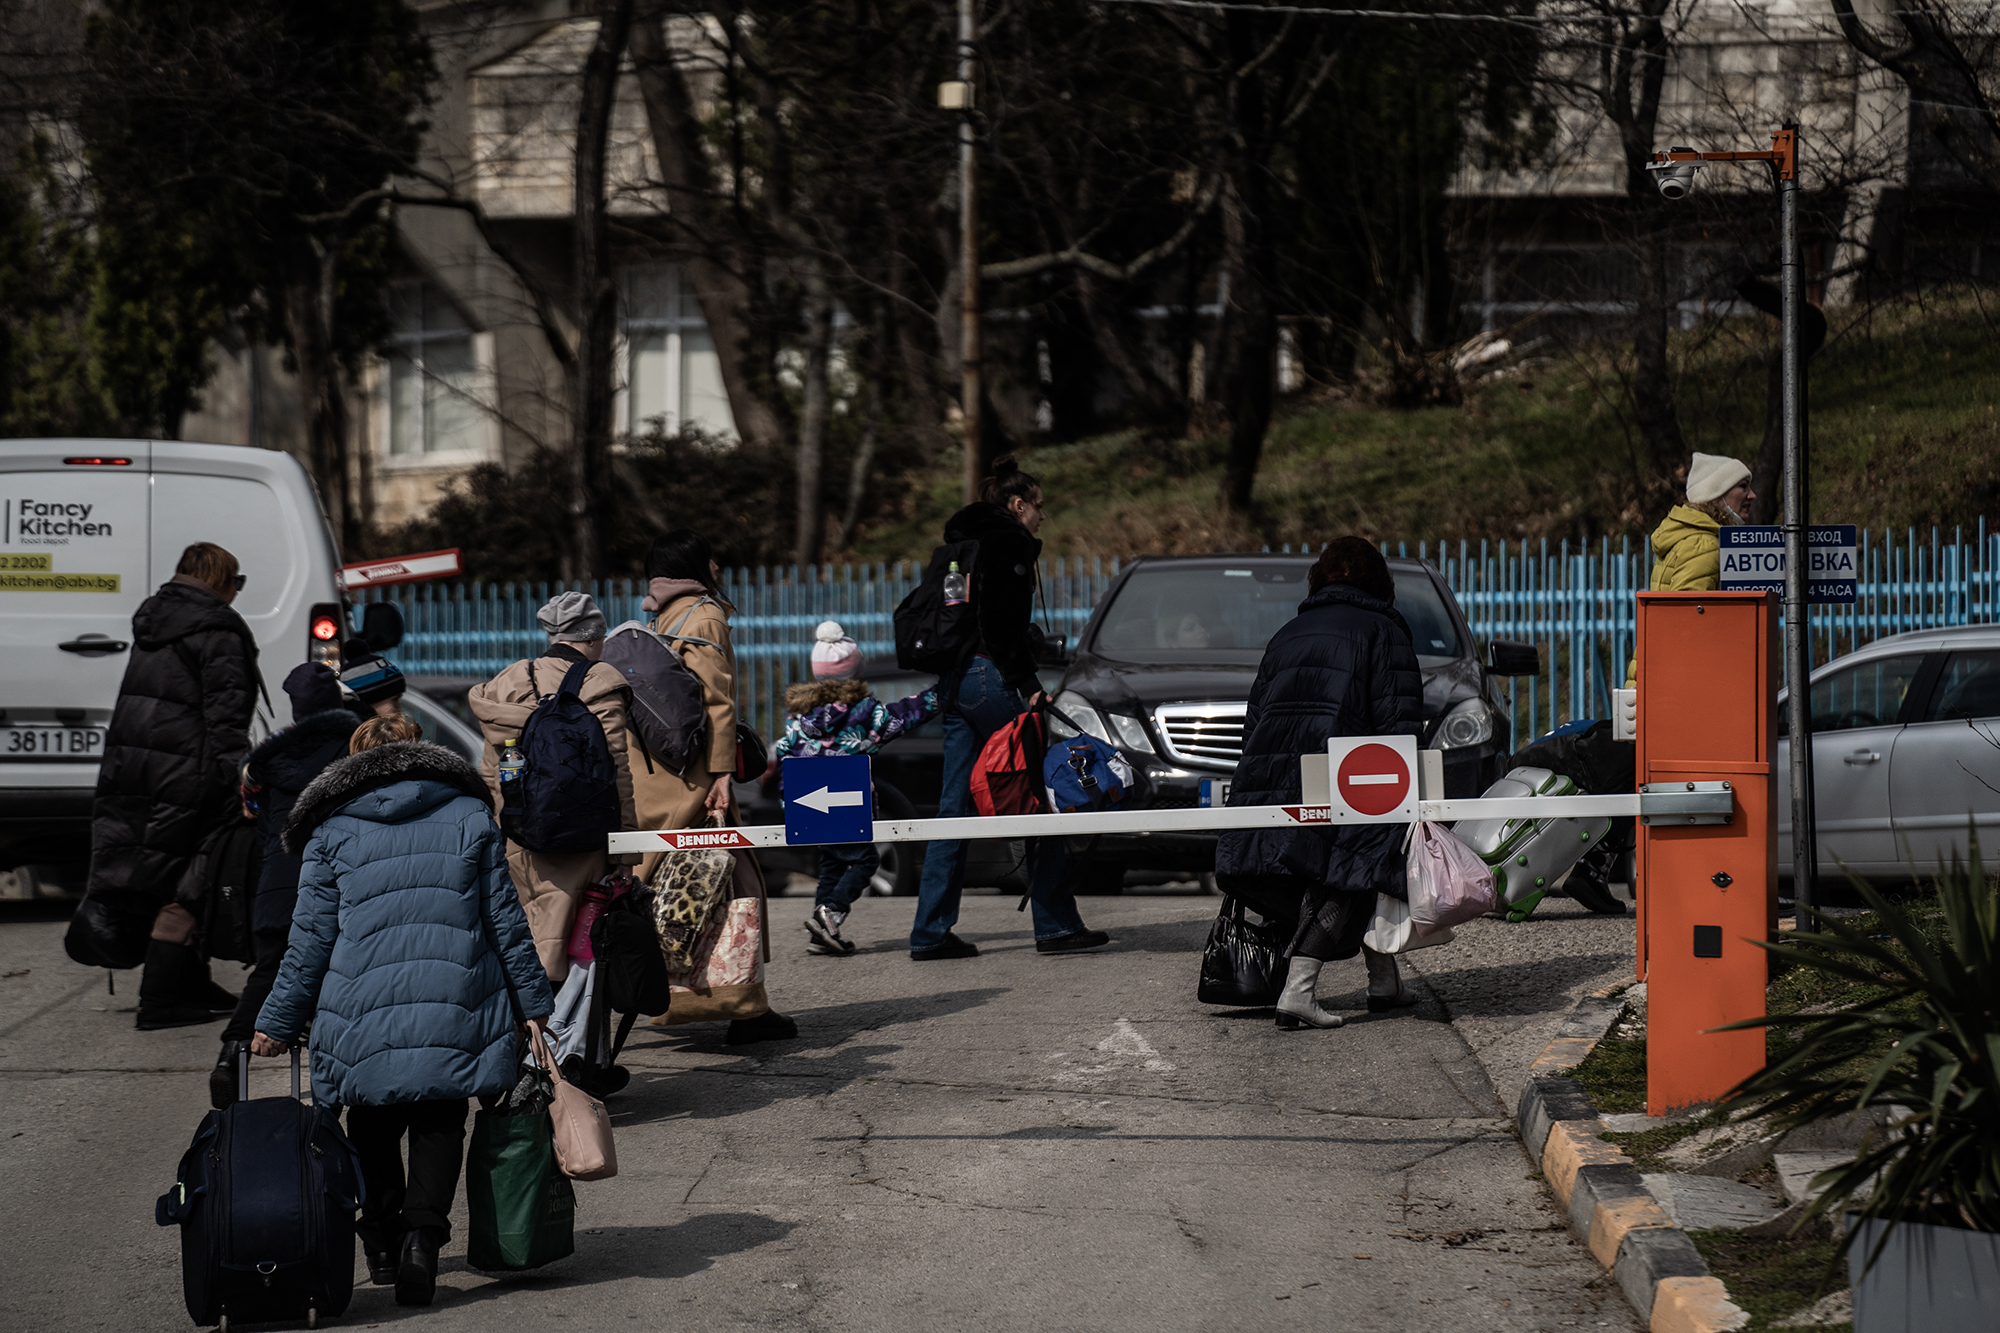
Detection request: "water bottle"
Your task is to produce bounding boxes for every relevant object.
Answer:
[942,560,967,607]
[498,738,525,793]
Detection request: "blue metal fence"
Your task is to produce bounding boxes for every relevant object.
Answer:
[364,523,2000,746]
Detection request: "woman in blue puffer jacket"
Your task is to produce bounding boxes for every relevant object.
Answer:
[254,717,553,1309]
[1216,537,1424,1032]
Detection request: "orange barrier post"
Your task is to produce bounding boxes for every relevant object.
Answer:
[1634,591,1778,1116]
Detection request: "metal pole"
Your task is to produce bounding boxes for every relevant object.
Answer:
[1777,126,1817,922]
[957,0,981,504]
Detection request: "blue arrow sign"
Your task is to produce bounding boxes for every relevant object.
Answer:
[781,754,874,845]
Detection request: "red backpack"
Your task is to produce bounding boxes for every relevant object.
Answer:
[971,709,1049,816]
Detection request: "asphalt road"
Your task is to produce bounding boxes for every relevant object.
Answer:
[0,891,1639,1332]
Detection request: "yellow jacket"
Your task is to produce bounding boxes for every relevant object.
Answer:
[1626,505,1723,687]
[1647,505,1721,592]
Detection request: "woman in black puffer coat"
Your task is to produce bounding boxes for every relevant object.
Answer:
[65,542,261,1031]
[1216,537,1423,1031]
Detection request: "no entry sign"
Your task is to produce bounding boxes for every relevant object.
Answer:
[1323,734,1420,823]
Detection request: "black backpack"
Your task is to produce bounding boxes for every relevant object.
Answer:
[501,659,621,854]
[601,601,717,775]
[186,817,259,965]
[894,538,981,674]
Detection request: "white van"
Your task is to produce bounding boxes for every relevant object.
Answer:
[0,439,387,889]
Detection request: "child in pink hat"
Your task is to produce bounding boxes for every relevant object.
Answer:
[778,622,937,954]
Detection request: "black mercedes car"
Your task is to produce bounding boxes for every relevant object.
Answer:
[749,552,1535,896]
[1039,553,1534,889]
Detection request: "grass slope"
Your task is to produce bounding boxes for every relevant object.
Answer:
[850,290,2000,561]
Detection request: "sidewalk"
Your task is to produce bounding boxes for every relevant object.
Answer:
[0,893,1638,1331]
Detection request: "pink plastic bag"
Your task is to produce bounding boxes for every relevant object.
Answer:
[1406,820,1497,931]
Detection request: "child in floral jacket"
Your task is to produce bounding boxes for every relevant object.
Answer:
[777,621,938,955]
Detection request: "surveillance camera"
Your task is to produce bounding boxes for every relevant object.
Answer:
[1648,146,1701,201]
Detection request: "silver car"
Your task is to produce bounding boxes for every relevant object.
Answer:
[1779,626,2000,882]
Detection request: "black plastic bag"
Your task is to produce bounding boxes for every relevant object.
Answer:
[1197,897,1288,1007]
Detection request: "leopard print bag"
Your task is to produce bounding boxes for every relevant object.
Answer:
[649,816,738,970]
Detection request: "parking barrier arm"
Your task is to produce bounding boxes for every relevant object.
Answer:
[607,785,1734,853]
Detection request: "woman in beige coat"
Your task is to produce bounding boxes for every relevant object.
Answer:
[468,592,638,984]
[634,528,795,1045]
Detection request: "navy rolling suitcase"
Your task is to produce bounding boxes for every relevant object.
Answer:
[156,1050,365,1330]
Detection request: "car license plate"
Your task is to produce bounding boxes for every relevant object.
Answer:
[2,725,107,758]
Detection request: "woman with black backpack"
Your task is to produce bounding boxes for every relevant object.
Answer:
[906,458,1109,961]
[468,592,639,988]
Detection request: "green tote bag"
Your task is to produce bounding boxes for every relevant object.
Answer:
[466,1092,575,1272]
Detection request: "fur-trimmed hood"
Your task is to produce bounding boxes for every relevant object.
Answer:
[284,740,491,854]
[784,678,870,715]
[246,708,361,786]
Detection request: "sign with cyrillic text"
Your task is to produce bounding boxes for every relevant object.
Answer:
[1717,525,1857,603]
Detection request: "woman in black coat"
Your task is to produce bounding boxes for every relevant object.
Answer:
[65,542,261,1031]
[207,662,369,1106]
[1215,538,1424,1030]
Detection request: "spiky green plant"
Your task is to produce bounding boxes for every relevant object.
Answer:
[1720,828,2000,1268]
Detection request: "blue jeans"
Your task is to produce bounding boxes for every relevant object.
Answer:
[910,656,1088,948]
[816,842,879,913]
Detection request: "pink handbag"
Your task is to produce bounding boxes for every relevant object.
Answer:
[1405,820,1497,931]
[528,1023,618,1181]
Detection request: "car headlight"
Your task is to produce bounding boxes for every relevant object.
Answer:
[1046,692,1155,755]
[1049,691,1113,744]
[1430,697,1494,750]
[1106,712,1154,755]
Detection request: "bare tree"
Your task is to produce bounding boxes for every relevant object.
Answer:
[1832,0,2000,193]
[568,0,636,580]
[1531,0,1690,481]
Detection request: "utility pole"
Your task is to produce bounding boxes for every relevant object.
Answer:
[957,0,981,504]
[1649,127,1816,921]
[1774,126,1817,921]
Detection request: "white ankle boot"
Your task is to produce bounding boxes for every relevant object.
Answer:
[1364,946,1420,1013]
[1275,956,1343,1030]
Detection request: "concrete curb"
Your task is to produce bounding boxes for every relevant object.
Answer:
[1516,991,1751,1333]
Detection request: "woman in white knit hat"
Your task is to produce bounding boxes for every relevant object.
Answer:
[1625,453,1756,688]
[1646,451,1756,592]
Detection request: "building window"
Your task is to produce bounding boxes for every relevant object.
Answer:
[621,265,735,439]
[386,283,486,456]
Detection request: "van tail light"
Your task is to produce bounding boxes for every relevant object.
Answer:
[63,457,133,466]
[308,603,343,665]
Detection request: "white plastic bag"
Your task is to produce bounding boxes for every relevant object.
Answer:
[1362,893,1456,954]
[1406,820,1497,931]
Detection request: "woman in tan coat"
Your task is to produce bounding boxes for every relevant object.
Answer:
[635,528,795,1045]
[467,592,638,985]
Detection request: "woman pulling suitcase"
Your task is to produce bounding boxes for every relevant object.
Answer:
[253,715,554,1307]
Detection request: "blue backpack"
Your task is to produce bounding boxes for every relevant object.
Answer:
[1043,727,1135,814]
[501,659,621,854]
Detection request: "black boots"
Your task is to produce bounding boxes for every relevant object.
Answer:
[394,1227,441,1306]
[725,1010,799,1044]
[366,1245,399,1286]
[208,1040,252,1109]
[135,940,236,1031]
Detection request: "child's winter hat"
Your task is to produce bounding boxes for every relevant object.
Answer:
[810,620,862,680]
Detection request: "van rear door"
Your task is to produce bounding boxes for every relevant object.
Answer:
[0,444,153,769]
